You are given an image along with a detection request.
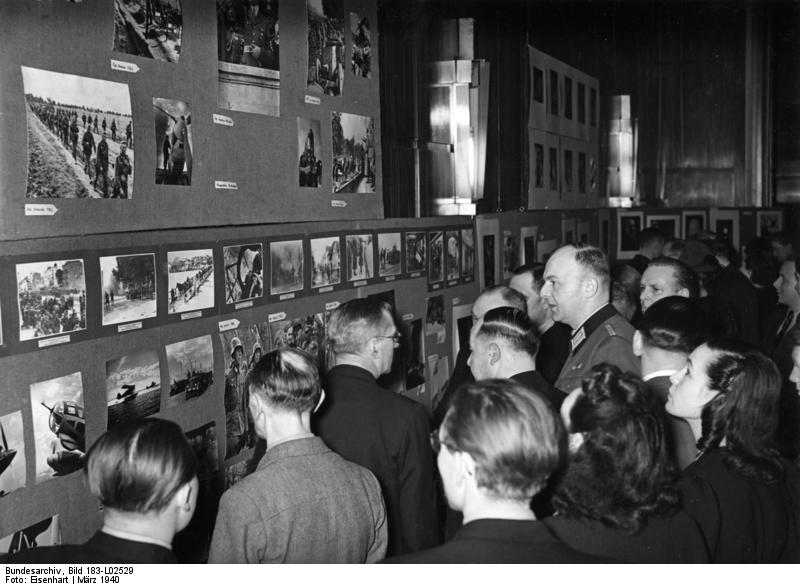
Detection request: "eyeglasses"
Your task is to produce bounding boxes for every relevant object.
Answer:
[374,332,402,347]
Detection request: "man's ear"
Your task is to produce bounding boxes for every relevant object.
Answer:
[632,330,643,357]
[583,277,599,298]
[678,287,690,298]
[488,342,501,365]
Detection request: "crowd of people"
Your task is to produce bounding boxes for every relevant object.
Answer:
[5,227,800,564]
[19,291,85,338]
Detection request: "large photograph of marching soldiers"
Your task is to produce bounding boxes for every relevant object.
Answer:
[21,66,134,199]
[113,0,183,63]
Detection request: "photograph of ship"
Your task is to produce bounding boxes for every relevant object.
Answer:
[378,232,401,277]
[154,98,192,185]
[345,233,373,281]
[405,231,426,273]
[445,230,460,281]
[331,112,375,193]
[0,516,60,558]
[461,228,475,280]
[17,259,86,342]
[270,239,304,295]
[0,411,26,497]
[223,243,262,304]
[100,253,157,326]
[106,350,162,430]
[166,335,214,407]
[21,66,134,199]
[167,249,214,314]
[310,236,340,288]
[350,12,370,78]
[429,231,444,284]
[30,372,85,484]
[307,0,344,96]
[269,313,325,362]
[113,0,183,63]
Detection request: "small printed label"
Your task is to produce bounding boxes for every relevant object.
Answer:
[431,283,441,290]
[318,286,333,293]
[215,180,238,190]
[304,95,321,105]
[235,300,253,310]
[402,313,415,321]
[180,311,202,321]
[268,312,287,323]
[325,301,340,311]
[353,280,367,287]
[409,271,421,279]
[279,293,296,301]
[38,335,70,348]
[212,114,234,127]
[452,297,460,305]
[111,60,139,73]
[384,276,396,282]
[25,204,58,216]
[447,280,459,287]
[331,200,347,208]
[218,318,240,331]
[118,322,142,333]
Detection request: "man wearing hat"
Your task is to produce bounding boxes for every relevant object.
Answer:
[224,336,251,458]
[113,140,131,199]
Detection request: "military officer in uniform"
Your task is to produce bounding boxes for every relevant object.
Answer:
[240,0,278,70]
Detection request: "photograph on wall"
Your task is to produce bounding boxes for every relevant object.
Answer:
[617,212,644,259]
[578,151,587,193]
[461,228,475,282]
[21,66,134,199]
[445,230,461,283]
[100,253,157,326]
[710,210,740,250]
[0,411,26,497]
[404,318,425,390]
[350,13,371,78]
[0,516,60,557]
[166,335,214,407]
[219,324,266,459]
[270,313,325,361]
[427,354,450,417]
[578,220,590,245]
[378,232,402,278]
[345,233,374,281]
[482,234,495,287]
[113,0,183,63]
[548,145,558,191]
[682,211,706,240]
[106,350,162,430]
[17,259,86,342]
[223,243,263,304]
[297,118,322,188]
[561,218,576,246]
[216,0,280,116]
[563,149,573,192]
[405,231,427,275]
[548,69,559,116]
[646,215,680,239]
[331,112,376,193]
[520,226,538,265]
[307,0,344,96]
[503,230,516,279]
[167,249,214,315]
[425,294,445,338]
[429,231,444,286]
[269,240,304,296]
[757,210,783,237]
[154,98,192,186]
[30,372,85,484]
[310,236,341,289]
[537,239,558,263]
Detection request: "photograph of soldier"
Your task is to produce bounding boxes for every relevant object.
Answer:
[405,231,427,274]
[307,0,344,96]
[165,335,214,408]
[105,351,162,430]
[100,254,157,326]
[378,232,402,277]
[223,244,262,304]
[619,215,641,253]
[154,98,192,186]
[21,66,134,199]
[345,233,374,281]
[16,259,86,342]
[445,230,461,281]
[113,0,182,63]
[310,236,341,288]
[331,112,376,193]
[167,249,214,314]
[270,240,305,295]
[350,12,370,78]
[429,231,444,284]
[0,516,60,559]
[297,117,322,188]
[461,227,475,280]
[0,411,27,498]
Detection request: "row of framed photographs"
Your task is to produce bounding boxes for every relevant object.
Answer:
[0,226,474,353]
[528,129,599,205]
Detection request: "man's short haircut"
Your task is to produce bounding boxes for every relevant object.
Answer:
[85,418,198,514]
[638,227,665,249]
[646,256,700,298]
[442,379,564,501]
[478,284,527,312]
[573,244,610,288]
[638,296,709,354]
[246,348,322,413]
[476,306,540,358]
[326,297,392,355]
[769,231,792,247]
[511,263,546,291]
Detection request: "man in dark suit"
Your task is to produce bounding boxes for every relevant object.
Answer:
[314,298,439,557]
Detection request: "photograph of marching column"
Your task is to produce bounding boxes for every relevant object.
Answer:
[21,66,134,199]
[307,0,344,96]
[100,253,158,326]
[113,0,183,63]
[297,117,322,188]
[16,259,87,342]
[350,12,371,78]
[154,98,192,186]
[105,350,162,430]
[331,112,376,194]
[167,249,214,314]
[165,335,214,408]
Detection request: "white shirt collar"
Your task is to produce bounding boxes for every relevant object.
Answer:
[642,369,679,382]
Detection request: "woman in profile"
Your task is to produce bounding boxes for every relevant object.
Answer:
[545,364,709,562]
[8,418,198,563]
[667,340,800,562]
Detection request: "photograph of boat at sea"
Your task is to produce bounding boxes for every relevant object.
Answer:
[106,350,162,429]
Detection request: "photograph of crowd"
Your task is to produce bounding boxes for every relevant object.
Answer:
[167,249,214,314]
[17,259,86,342]
[0,411,26,498]
[331,112,376,193]
[310,236,341,288]
[30,372,85,484]
[270,240,305,295]
[461,227,475,280]
[445,230,460,281]
[106,350,162,430]
[307,0,344,96]
[113,0,183,63]
[405,231,426,274]
[378,232,402,277]
[0,516,60,558]
[345,233,374,281]
[100,253,157,326]
[297,117,322,188]
[21,66,134,199]
[350,13,370,78]
[429,231,444,284]
[166,335,214,407]
[223,244,262,304]
[154,98,192,186]
[270,313,325,362]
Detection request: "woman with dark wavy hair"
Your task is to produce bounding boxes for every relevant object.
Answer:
[544,364,709,562]
[667,340,800,562]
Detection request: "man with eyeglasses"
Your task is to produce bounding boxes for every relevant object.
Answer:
[314,298,439,558]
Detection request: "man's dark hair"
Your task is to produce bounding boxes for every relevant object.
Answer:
[511,263,546,291]
[769,231,792,247]
[638,227,665,250]
[638,297,708,354]
[646,257,700,298]
[246,348,322,414]
[479,285,527,312]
